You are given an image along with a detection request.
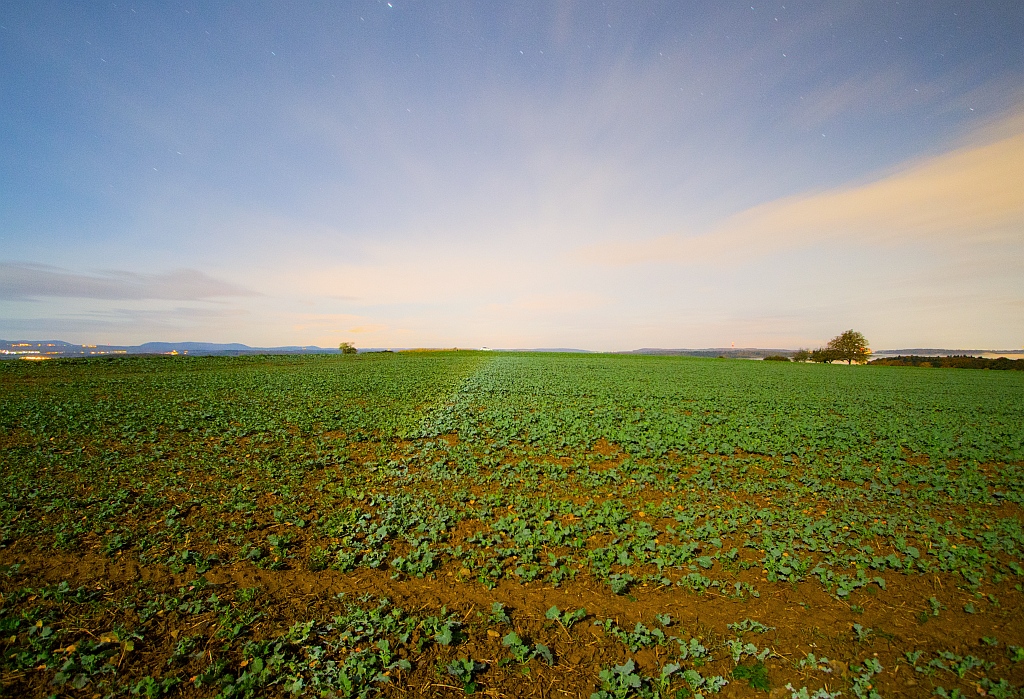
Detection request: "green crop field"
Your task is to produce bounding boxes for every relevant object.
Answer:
[2,352,1023,698]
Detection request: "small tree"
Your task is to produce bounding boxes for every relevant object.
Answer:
[810,347,839,364]
[792,348,811,362]
[339,342,357,354]
[825,330,870,365]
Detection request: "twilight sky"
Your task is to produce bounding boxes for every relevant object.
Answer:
[2,1,1023,350]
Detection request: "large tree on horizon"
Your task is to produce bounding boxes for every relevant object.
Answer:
[825,330,871,364]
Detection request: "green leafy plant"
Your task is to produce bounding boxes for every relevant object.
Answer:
[785,686,842,699]
[733,662,770,692]
[850,657,883,699]
[446,657,486,694]
[501,631,553,665]
[488,602,511,625]
[545,605,587,629]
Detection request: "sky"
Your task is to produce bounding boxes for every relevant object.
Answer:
[1,1,1023,351]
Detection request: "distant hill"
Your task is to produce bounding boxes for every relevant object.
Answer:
[0,339,344,359]
[872,348,1022,357]
[135,341,256,352]
[626,347,1024,360]
[0,341,600,359]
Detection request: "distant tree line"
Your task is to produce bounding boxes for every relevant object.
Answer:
[869,355,1024,371]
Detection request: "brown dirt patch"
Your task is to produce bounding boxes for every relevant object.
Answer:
[4,550,1023,698]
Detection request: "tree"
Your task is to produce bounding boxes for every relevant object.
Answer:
[810,347,839,364]
[339,342,357,354]
[792,348,811,362]
[825,330,870,365]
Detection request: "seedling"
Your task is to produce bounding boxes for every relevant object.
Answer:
[797,653,832,673]
[488,602,511,625]
[979,678,1016,699]
[591,659,691,699]
[727,639,771,664]
[733,662,770,692]
[446,657,486,694]
[785,686,842,699]
[596,619,667,652]
[545,605,587,629]
[235,587,260,603]
[849,657,882,699]
[851,624,873,643]
[501,631,553,665]
[728,619,774,635]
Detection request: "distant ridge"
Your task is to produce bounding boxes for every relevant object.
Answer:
[872,348,1022,356]
[136,342,256,352]
[626,348,1024,359]
[0,339,344,359]
[0,341,605,359]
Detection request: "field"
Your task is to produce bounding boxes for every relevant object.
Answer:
[2,351,1024,699]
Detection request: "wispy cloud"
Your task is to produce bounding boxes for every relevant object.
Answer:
[0,263,257,301]
[579,110,1024,266]
[0,305,248,335]
[792,68,948,128]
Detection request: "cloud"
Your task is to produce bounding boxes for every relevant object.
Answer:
[579,110,1024,266]
[0,306,248,334]
[0,263,257,301]
[791,68,944,128]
